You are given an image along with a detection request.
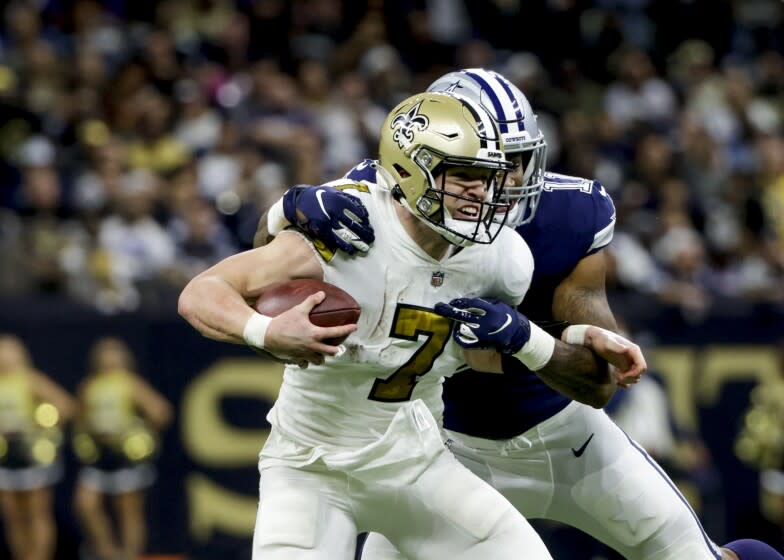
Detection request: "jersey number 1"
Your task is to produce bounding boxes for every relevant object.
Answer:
[368,305,452,402]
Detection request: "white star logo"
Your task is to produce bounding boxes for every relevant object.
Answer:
[609,491,658,535]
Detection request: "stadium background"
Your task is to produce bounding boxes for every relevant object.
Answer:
[0,0,783,558]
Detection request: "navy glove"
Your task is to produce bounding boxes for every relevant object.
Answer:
[282,185,375,255]
[434,297,531,354]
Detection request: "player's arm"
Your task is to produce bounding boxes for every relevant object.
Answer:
[542,250,620,404]
[460,328,630,409]
[29,370,78,423]
[461,336,605,404]
[553,252,616,330]
[253,184,374,252]
[436,297,645,409]
[178,232,356,364]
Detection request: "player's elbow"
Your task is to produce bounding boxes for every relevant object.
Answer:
[178,279,201,326]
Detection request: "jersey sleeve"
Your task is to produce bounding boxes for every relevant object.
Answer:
[588,181,616,254]
[486,227,534,306]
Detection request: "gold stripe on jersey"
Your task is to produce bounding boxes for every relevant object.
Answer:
[333,183,370,194]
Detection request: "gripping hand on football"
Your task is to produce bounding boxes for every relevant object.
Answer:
[283,185,375,255]
[434,297,531,354]
[263,291,357,368]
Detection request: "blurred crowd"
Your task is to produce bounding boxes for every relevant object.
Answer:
[0,0,782,314]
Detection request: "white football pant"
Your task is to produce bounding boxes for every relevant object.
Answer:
[253,400,553,559]
[362,401,722,560]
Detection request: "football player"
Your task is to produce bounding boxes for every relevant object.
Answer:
[259,70,783,560]
[180,91,643,559]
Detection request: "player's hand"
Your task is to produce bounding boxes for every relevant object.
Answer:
[264,292,357,367]
[579,326,647,388]
[283,185,375,254]
[434,297,530,354]
[463,348,503,373]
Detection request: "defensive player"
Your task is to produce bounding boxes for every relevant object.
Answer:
[262,70,783,560]
[180,91,643,559]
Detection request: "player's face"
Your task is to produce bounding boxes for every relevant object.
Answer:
[492,153,524,218]
[498,152,532,219]
[438,166,498,221]
[507,153,525,188]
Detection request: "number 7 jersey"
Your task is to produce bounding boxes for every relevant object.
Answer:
[265,179,535,452]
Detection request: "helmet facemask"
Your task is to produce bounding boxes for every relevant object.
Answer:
[406,146,512,246]
[499,138,547,227]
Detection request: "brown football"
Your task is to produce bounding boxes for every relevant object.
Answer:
[253,279,361,345]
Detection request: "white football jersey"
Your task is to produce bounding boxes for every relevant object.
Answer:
[266,180,534,453]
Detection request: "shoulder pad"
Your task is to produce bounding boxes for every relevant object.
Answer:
[540,173,615,254]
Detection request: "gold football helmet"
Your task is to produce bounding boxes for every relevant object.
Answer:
[378,92,514,246]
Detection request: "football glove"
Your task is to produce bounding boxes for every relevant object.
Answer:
[282,185,375,255]
[434,297,531,354]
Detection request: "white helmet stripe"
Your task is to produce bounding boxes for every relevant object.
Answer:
[459,93,503,152]
[461,69,524,134]
[491,72,526,133]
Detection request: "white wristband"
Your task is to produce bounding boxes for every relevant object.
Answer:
[267,198,290,236]
[512,322,555,371]
[562,324,590,346]
[243,313,272,349]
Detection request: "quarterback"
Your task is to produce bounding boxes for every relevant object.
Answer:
[180,91,641,558]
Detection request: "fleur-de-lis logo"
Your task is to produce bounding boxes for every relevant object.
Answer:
[391,102,429,148]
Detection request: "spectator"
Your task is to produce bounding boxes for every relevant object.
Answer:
[166,197,237,288]
[73,337,172,560]
[0,334,76,560]
[97,169,176,299]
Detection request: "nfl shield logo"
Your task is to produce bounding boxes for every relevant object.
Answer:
[431,271,444,287]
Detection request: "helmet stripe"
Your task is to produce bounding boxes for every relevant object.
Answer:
[458,95,501,151]
[462,69,520,134]
[489,71,525,133]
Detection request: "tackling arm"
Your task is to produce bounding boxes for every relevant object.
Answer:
[552,250,617,330]
[253,184,374,252]
[540,250,620,406]
[437,256,645,409]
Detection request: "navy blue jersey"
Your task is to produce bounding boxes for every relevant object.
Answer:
[442,173,616,439]
[344,163,616,439]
